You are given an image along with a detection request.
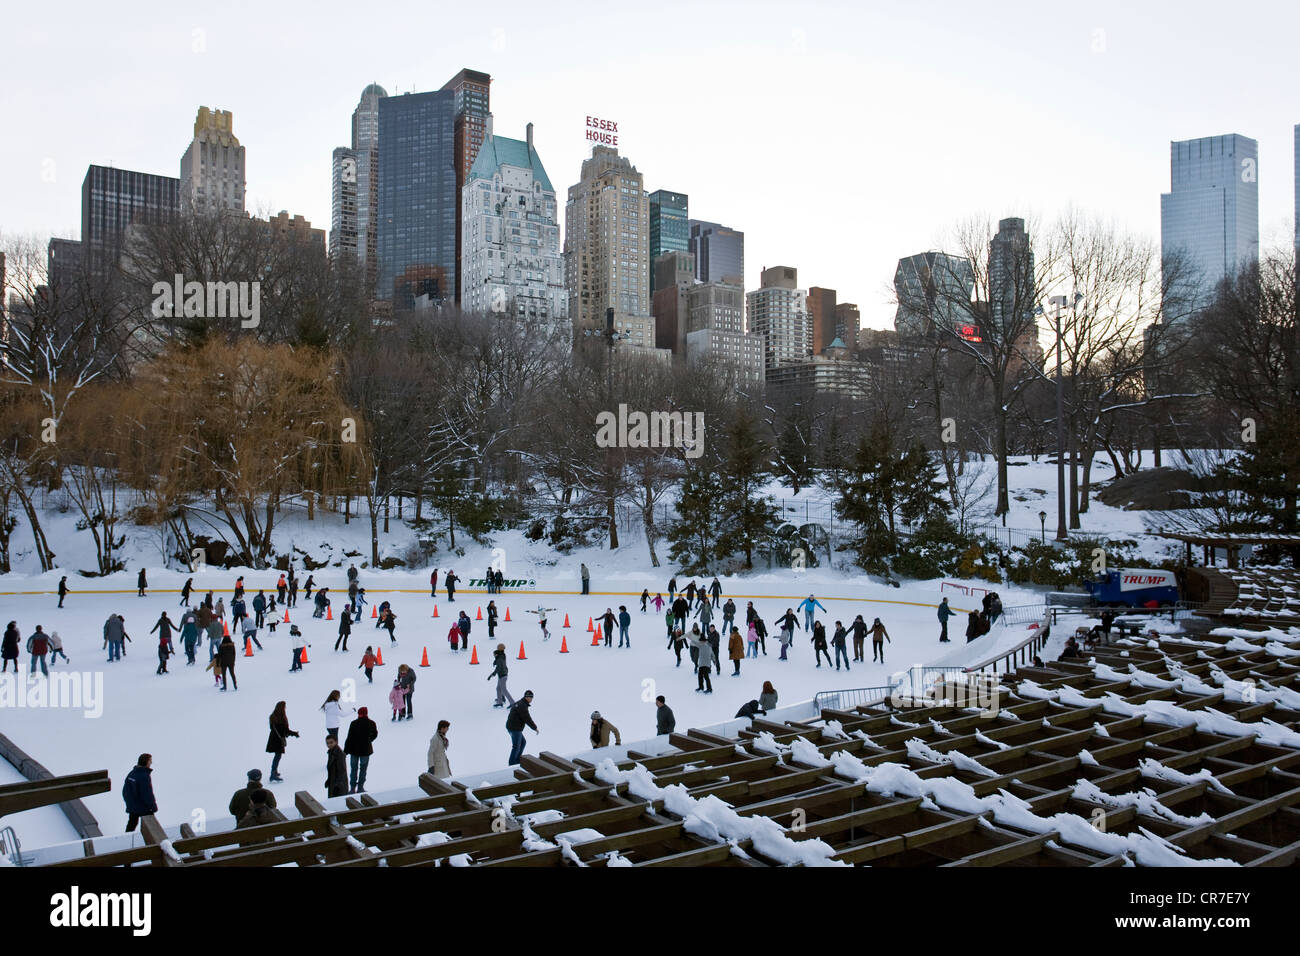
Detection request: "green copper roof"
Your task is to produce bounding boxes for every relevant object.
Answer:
[828,336,848,349]
[468,133,553,192]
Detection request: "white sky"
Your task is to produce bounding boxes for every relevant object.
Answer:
[2,0,1296,329]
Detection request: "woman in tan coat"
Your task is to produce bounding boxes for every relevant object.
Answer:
[727,627,745,676]
[426,720,452,778]
[589,711,621,748]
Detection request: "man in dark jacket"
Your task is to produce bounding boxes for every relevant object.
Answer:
[252,591,267,628]
[735,699,763,720]
[26,626,50,676]
[709,577,722,607]
[343,708,379,794]
[325,736,348,798]
[445,571,459,602]
[228,768,277,820]
[655,696,675,736]
[237,788,278,831]
[506,691,538,765]
[671,596,689,636]
[58,576,69,608]
[122,753,156,832]
[137,568,148,597]
[938,597,954,643]
[580,562,590,595]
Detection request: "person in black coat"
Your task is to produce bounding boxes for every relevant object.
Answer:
[266,701,299,782]
[735,699,763,720]
[218,635,238,690]
[325,736,348,798]
[180,577,193,606]
[486,601,498,639]
[58,576,69,608]
[122,754,157,832]
[335,611,352,652]
[2,622,20,673]
[137,568,148,597]
[655,696,675,735]
[343,708,379,794]
[811,621,832,668]
[228,769,277,820]
[707,625,721,676]
[671,596,689,635]
[252,591,267,627]
[445,571,459,603]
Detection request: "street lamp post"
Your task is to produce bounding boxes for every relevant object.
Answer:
[1039,510,1047,544]
[1049,296,1068,541]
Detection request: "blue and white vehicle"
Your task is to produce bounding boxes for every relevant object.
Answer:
[1084,569,1179,608]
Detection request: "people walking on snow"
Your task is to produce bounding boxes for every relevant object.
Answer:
[353,587,367,623]
[797,594,827,631]
[773,608,800,661]
[48,630,68,665]
[180,577,193,606]
[832,620,850,671]
[343,707,378,794]
[155,626,173,675]
[26,626,50,676]
[456,610,471,650]
[252,590,267,628]
[667,627,686,667]
[288,570,299,608]
[241,613,262,651]
[709,577,722,607]
[694,596,713,634]
[488,643,515,708]
[589,711,621,748]
[667,576,677,601]
[445,570,458,602]
[205,613,222,663]
[218,634,238,689]
[321,690,352,741]
[277,575,288,605]
[397,663,416,720]
[137,568,148,597]
[487,600,498,639]
[290,625,308,672]
[721,597,736,635]
[850,614,868,662]
[937,597,953,643]
[617,606,632,647]
[215,596,226,622]
[640,588,650,612]
[380,605,397,645]
[266,701,300,782]
[580,562,590,595]
[708,624,722,676]
[122,754,156,832]
[325,736,348,798]
[869,618,891,663]
[812,621,832,668]
[304,575,315,602]
[104,612,128,663]
[447,623,463,652]
[427,721,452,779]
[693,632,714,693]
[2,622,19,673]
[229,768,277,820]
[430,569,438,598]
[58,576,69,608]
[728,626,744,676]
[671,595,689,636]
[359,647,377,683]
[600,608,616,647]
[506,691,538,766]
[651,592,665,613]
[335,610,352,652]
[685,580,697,605]
[656,696,676,735]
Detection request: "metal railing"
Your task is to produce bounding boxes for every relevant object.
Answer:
[964,616,1052,675]
[814,686,897,711]
[1,826,31,867]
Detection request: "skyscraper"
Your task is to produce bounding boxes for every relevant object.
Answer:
[807,286,838,355]
[442,69,491,305]
[179,107,245,215]
[894,251,975,340]
[352,84,387,293]
[648,190,688,294]
[685,279,764,384]
[689,220,744,285]
[330,147,358,264]
[564,145,650,338]
[651,250,694,353]
[746,265,809,371]
[377,89,457,306]
[81,164,180,274]
[461,121,567,332]
[834,302,860,348]
[1160,133,1259,308]
[988,218,1035,332]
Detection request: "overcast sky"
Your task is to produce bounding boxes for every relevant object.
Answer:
[2,0,1296,328]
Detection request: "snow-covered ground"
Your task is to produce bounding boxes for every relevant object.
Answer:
[0,558,1046,845]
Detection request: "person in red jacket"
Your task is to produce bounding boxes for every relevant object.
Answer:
[26,626,50,676]
[358,647,377,684]
[430,569,439,598]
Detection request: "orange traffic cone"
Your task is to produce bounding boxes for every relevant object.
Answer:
[469,645,480,665]
[504,607,511,622]
[222,620,230,637]
[371,604,378,619]
[326,605,333,621]
[586,616,594,632]
[563,614,570,628]
[299,645,309,664]
[591,630,600,646]
[244,637,254,657]
[560,636,569,653]
[419,647,430,667]
[283,608,290,623]
[375,646,384,666]
[476,606,483,620]
[432,604,439,618]
[517,640,527,660]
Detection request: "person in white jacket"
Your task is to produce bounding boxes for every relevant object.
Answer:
[320,690,353,741]
[290,625,308,672]
[426,721,452,778]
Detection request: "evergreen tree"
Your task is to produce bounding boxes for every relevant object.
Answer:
[667,464,726,574]
[774,417,813,494]
[835,429,894,574]
[717,411,779,570]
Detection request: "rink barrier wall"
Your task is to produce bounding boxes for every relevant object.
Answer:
[0,730,103,840]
